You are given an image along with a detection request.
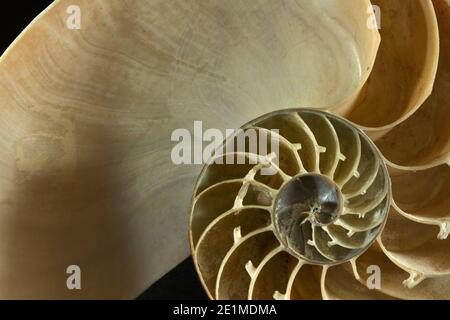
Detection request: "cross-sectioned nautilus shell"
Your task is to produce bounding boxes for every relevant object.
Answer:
[0,0,381,299]
[190,0,450,300]
[0,0,449,300]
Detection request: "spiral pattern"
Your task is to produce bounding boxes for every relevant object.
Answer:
[189,109,391,299]
[0,0,449,300]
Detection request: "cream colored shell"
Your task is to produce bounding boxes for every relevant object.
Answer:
[0,0,380,298]
[190,0,450,300]
[0,0,448,300]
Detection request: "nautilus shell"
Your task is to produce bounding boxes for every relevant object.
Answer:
[190,0,450,300]
[0,0,448,299]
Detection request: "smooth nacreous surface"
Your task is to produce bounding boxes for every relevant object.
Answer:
[0,0,380,299]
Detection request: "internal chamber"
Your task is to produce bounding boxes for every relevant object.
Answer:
[189,109,391,299]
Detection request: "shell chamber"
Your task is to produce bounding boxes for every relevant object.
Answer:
[189,109,391,300]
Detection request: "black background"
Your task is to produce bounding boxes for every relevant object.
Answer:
[0,0,207,300]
